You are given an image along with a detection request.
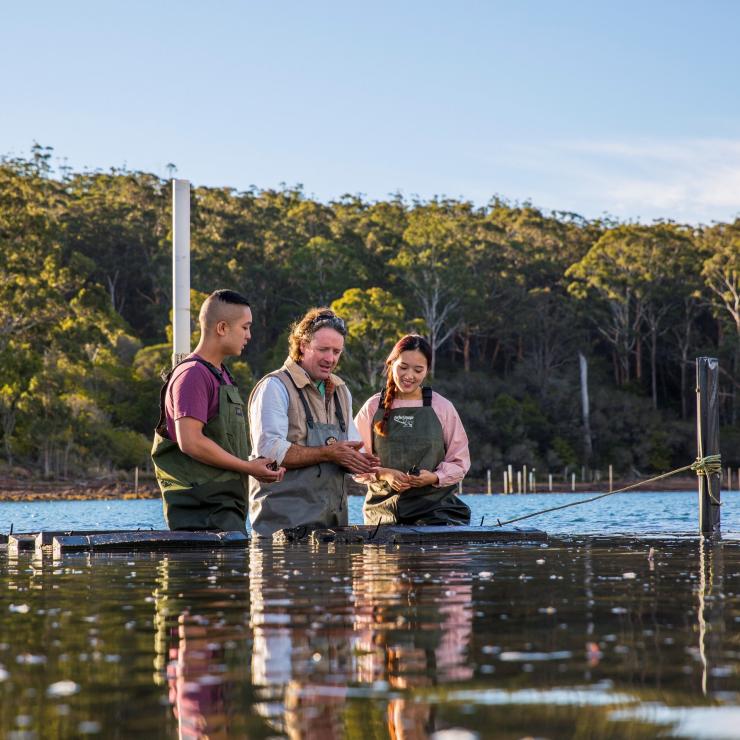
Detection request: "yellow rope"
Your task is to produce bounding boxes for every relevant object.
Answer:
[496,455,722,528]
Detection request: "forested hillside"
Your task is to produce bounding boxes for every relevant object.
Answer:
[1,146,738,479]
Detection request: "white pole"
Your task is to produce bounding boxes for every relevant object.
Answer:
[571,473,576,491]
[458,481,463,496]
[172,179,191,367]
[523,465,528,494]
[507,464,513,494]
[487,469,492,495]
[517,470,522,493]
[503,471,508,494]
[609,464,613,492]
[134,466,139,494]
[548,473,553,492]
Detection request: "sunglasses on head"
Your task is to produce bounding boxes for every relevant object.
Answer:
[310,312,346,334]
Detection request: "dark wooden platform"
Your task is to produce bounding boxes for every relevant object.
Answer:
[3,524,547,557]
[3,530,249,557]
[274,524,547,545]
[51,530,249,556]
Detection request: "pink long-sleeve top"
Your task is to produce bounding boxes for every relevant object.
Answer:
[353,391,471,487]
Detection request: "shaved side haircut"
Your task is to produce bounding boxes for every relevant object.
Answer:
[199,290,251,329]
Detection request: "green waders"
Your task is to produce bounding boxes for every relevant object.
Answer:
[363,387,471,526]
[248,372,349,537]
[151,358,250,533]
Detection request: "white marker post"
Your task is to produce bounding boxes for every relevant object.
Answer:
[172,179,191,367]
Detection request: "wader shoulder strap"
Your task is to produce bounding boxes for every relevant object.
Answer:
[422,386,433,407]
[283,372,315,430]
[333,386,347,433]
[154,358,230,438]
[379,386,431,407]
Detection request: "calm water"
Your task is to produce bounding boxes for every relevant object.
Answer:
[1,493,740,738]
[3,490,740,535]
[1,537,739,738]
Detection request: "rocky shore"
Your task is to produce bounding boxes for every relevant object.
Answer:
[0,474,703,502]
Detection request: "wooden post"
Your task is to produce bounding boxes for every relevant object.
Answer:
[571,473,576,492]
[548,473,553,492]
[523,465,528,494]
[517,470,522,493]
[134,466,139,494]
[696,357,721,535]
[486,469,492,495]
[609,464,613,493]
[503,471,508,495]
[507,465,513,494]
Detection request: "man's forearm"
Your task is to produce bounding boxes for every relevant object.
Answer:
[281,443,330,469]
[181,434,249,474]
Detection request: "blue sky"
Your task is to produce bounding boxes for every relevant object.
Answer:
[2,1,739,223]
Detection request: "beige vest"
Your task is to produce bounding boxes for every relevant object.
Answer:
[252,358,352,446]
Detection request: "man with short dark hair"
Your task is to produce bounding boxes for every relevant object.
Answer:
[152,289,284,532]
[248,307,379,536]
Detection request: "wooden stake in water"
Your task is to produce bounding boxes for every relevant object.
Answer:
[696,357,721,535]
[609,464,613,492]
[517,471,522,493]
[486,469,492,495]
[503,471,508,495]
[507,464,513,494]
[134,466,139,494]
[571,473,576,492]
[548,473,553,492]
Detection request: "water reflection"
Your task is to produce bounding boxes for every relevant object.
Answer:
[153,553,254,739]
[1,536,739,738]
[698,536,725,697]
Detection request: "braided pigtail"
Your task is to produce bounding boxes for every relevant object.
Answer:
[373,367,398,437]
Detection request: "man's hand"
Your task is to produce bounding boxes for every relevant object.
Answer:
[326,440,379,474]
[245,457,286,484]
[407,469,439,488]
[377,467,411,492]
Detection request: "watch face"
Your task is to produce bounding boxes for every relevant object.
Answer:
[325,436,338,446]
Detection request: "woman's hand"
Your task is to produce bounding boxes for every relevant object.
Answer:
[407,469,439,488]
[377,467,411,492]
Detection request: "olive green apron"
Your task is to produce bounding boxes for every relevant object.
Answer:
[151,358,250,533]
[363,387,471,526]
[249,372,349,537]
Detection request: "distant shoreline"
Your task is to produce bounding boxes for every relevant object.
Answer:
[0,474,705,502]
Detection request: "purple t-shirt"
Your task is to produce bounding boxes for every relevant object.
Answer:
[165,354,233,440]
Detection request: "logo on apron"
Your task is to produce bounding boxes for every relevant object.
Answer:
[394,415,415,428]
[325,435,338,446]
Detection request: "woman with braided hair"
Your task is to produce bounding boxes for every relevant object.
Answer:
[354,334,471,526]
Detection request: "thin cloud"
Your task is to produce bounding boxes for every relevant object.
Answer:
[552,138,740,222]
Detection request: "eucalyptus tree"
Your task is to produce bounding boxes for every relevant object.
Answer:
[330,287,412,397]
[391,199,478,374]
[701,220,740,423]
